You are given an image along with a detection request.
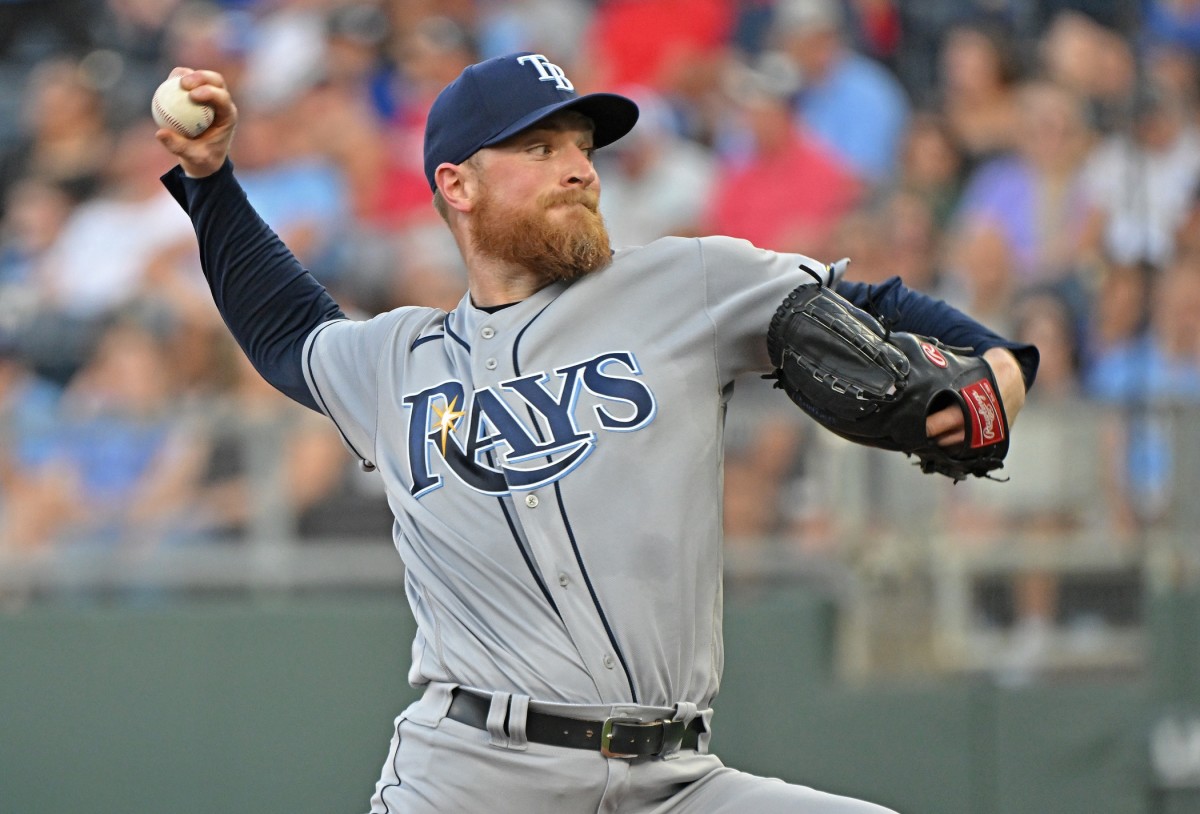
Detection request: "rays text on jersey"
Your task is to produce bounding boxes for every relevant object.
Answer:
[403,351,657,497]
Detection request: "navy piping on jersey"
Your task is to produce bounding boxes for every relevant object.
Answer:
[443,314,471,353]
[457,304,562,619]
[511,302,552,373]
[512,296,639,703]
[305,321,373,466]
[485,447,562,617]
[380,716,403,813]
[498,493,561,616]
[409,332,445,351]
[552,479,639,703]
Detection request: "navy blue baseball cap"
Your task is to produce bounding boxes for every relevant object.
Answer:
[423,52,640,191]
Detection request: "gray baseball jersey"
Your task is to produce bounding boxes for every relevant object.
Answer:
[302,236,836,710]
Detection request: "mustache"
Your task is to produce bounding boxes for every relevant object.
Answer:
[540,189,600,212]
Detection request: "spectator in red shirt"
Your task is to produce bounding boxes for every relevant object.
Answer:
[702,55,862,254]
[583,0,734,90]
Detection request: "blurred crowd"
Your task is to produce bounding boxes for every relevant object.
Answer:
[3,0,1200,580]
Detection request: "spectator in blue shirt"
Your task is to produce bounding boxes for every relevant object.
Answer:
[771,0,911,185]
[1085,259,1200,532]
[0,326,64,551]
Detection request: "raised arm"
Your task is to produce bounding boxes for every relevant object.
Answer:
[155,68,345,411]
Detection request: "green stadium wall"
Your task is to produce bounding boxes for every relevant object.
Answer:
[0,588,1174,814]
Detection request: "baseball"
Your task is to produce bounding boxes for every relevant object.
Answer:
[151,76,214,138]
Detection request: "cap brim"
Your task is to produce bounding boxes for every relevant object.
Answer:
[479,92,640,152]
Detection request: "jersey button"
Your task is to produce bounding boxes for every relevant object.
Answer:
[485,358,498,370]
[525,494,539,508]
[481,327,495,339]
[602,654,615,669]
[557,573,569,587]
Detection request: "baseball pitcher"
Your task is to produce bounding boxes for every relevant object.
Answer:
[155,53,1038,813]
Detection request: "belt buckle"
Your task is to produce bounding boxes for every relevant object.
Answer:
[600,716,660,759]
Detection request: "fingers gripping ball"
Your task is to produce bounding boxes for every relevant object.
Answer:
[766,282,1010,482]
[151,76,214,138]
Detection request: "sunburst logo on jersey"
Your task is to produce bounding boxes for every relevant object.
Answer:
[430,396,466,455]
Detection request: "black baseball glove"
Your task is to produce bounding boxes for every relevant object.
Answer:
[766,278,1009,482]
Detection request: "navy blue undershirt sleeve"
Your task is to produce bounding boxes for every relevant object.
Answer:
[161,160,345,412]
[836,277,1040,391]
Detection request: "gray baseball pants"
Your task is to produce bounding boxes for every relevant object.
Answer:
[368,684,899,813]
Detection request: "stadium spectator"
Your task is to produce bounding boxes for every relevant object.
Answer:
[1144,37,1200,114]
[942,218,1020,337]
[595,88,718,246]
[28,122,198,383]
[971,288,1090,532]
[160,1,250,97]
[771,0,911,184]
[0,58,113,221]
[475,0,594,61]
[0,328,64,553]
[0,0,97,65]
[826,187,944,292]
[936,19,1024,167]
[238,0,329,112]
[582,0,733,90]
[36,315,210,555]
[310,3,395,225]
[228,104,351,272]
[185,347,376,543]
[1078,83,1200,269]
[876,187,944,293]
[1086,258,1200,534]
[946,288,1091,684]
[951,79,1095,290]
[1142,0,1200,53]
[1038,10,1137,134]
[702,53,862,255]
[1174,178,1200,259]
[582,0,735,148]
[895,111,968,230]
[891,2,1041,107]
[38,122,197,318]
[370,15,477,228]
[89,0,186,126]
[385,220,470,312]
[722,409,806,544]
[0,175,75,325]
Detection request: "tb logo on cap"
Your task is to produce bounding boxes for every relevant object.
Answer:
[517,54,575,92]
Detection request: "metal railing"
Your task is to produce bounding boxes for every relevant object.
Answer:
[3,398,1200,681]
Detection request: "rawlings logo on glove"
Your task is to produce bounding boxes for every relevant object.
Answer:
[962,380,1005,448]
[766,281,1009,482]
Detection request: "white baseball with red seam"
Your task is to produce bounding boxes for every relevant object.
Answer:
[151,76,214,138]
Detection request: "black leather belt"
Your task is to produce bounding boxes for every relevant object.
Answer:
[446,688,703,758]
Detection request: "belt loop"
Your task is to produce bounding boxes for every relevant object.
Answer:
[486,691,512,748]
[661,702,699,759]
[696,708,713,754]
[672,701,698,727]
[506,694,530,750]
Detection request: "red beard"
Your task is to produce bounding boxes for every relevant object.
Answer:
[470,185,613,284]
